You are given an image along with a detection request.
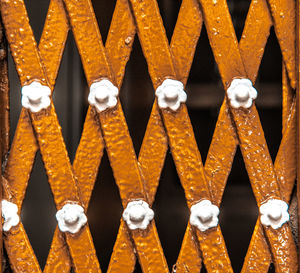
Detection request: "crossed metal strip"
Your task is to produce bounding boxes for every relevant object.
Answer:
[108,0,298,272]
[175,0,297,271]
[1,1,298,272]
[196,0,298,272]
[2,0,169,272]
[2,0,232,270]
[0,0,102,272]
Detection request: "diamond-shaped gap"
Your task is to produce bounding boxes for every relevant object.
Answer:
[3,246,12,272]
[92,0,117,44]
[289,186,298,247]
[219,147,257,272]
[52,31,86,162]
[8,50,22,145]
[152,152,189,271]
[156,0,181,42]
[268,265,276,273]
[24,0,50,43]
[118,37,154,155]
[200,267,208,273]
[227,0,251,40]
[21,151,57,269]
[255,27,282,161]
[87,150,123,272]
[186,24,223,163]
[133,262,142,273]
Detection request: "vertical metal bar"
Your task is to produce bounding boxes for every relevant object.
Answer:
[0,20,9,160]
[0,18,8,273]
[297,0,300,258]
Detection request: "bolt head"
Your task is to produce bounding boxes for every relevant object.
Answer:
[28,92,42,105]
[129,205,146,223]
[164,88,178,102]
[95,90,109,103]
[267,207,282,221]
[198,209,213,223]
[235,85,250,103]
[64,211,79,225]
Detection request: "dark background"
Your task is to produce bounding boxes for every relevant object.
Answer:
[4,0,294,272]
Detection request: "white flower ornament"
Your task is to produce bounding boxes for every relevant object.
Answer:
[227,78,257,109]
[88,79,119,112]
[190,200,219,232]
[122,200,154,230]
[259,199,289,229]
[155,79,187,111]
[21,81,51,112]
[56,203,87,234]
[2,200,20,232]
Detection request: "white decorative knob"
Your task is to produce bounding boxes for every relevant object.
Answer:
[122,200,154,230]
[190,200,219,232]
[259,199,289,229]
[227,78,257,109]
[88,79,119,112]
[56,204,87,234]
[21,81,51,113]
[155,79,187,111]
[2,200,20,232]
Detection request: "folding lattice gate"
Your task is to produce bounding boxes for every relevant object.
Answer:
[0,0,299,272]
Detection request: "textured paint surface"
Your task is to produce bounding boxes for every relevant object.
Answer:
[0,0,298,272]
[199,0,298,271]
[0,0,101,272]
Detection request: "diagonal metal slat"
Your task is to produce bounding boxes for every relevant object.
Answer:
[0,0,101,272]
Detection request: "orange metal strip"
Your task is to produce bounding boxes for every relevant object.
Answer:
[199,0,298,270]
[107,220,136,273]
[98,103,146,203]
[2,0,101,271]
[4,0,69,209]
[176,0,292,270]
[62,0,169,271]
[128,0,177,86]
[44,0,137,271]
[198,0,247,85]
[105,0,136,88]
[98,103,169,273]
[239,0,272,83]
[43,228,71,273]
[32,104,101,273]
[30,104,80,206]
[0,21,9,158]
[38,0,69,89]
[161,106,211,206]
[109,0,204,269]
[242,100,297,272]
[242,221,271,273]
[0,0,47,86]
[4,110,37,209]
[44,109,103,273]
[129,0,233,271]
[175,224,202,273]
[297,0,300,260]
[2,0,70,270]
[4,221,41,273]
[282,63,294,133]
[108,0,204,270]
[231,106,281,203]
[170,0,203,85]
[204,101,238,206]
[62,0,112,85]
[267,0,296,88]
[2,177,40,272]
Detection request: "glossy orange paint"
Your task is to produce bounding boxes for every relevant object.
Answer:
[0,0,101,272]
[0,0,298,272]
